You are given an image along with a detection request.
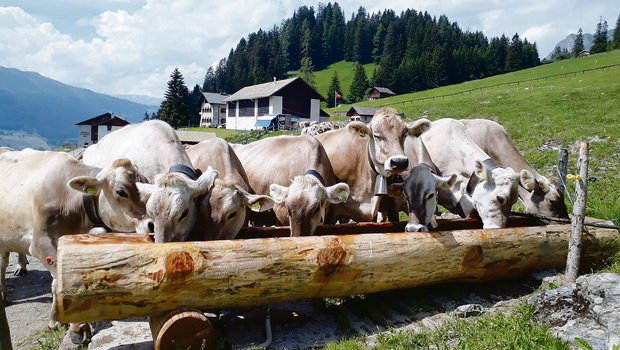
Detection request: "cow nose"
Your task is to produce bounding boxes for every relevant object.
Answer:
[405,223,427,232]
[390,157,409,170]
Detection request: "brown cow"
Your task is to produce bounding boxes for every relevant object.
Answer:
[461,118,569,219]
[186,138,274,240]
[0,149,147,333]
[315,107,431,222]
[233,135,349,236]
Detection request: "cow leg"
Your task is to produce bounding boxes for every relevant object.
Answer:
[0,251,8,300]
[14,253,28,276]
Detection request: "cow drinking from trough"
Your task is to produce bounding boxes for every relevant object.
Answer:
[233,135,349,237]
[0,149,147,333]
[315,107,430,222]
[460,118,569,219]
[186,138,275,240]
[420,118,526,228]
[81,119,219,243]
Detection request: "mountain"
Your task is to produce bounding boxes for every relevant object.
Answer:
[114,94,162,106]
[0,66,158,147]
[547,29,615,59]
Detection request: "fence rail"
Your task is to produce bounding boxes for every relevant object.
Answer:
[380,63,620,107]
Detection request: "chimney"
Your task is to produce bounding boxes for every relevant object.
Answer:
[273,77,277,83]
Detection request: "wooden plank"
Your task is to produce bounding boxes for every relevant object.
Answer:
[54,222,617,323]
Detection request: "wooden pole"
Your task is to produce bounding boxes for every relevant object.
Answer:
[565,141,589,282]
[0,297,13,350]
[557,148,569,195]
[54,222,618,324]
[148,308,213,350]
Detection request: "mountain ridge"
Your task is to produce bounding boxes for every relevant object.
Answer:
[0,66,158,147]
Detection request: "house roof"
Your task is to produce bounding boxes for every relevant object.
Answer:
[200,92,228,105]
[369,86,396,95]
[346,106,380,117]
[175,130,216,144]
[224,77,324,102]
[75,112,130,126]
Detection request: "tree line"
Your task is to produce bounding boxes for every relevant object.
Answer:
[549,14,620,61]
[201,3,540,105]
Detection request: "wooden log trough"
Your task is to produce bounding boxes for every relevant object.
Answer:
[55,216,618,326]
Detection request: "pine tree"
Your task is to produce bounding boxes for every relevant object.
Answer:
[591,18,609,54]
[299,56,316,87]
[326,71,343,107]
[158,67,191,129]
[505,33,524,72]
[187,84,203,127]
[347,62,370,103]
[202,67,216,92]
[613,14,620,49]
[572,28,584,57]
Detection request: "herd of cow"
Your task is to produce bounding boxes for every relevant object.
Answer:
[0,107,569,337]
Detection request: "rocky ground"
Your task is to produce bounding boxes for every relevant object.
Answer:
[4,252,618,350]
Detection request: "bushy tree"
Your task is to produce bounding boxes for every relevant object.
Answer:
[572,28,584,57]
[187,84,203,127]
[158,67,190,128]
[591,18,608,54]
[299,56,316,87]
[612,14,620,49]
[326,71,343,107]
[348,62,370,103]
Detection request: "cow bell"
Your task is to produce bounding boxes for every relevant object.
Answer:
[374,174,388,196]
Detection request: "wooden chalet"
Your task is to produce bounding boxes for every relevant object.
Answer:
[75,112,129,147]
[367,86,396,100]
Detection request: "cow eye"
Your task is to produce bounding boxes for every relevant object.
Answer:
[227,211,237,220]
[374,135,383,142]
[427,193,435,200]
[312,206,320,216]
[497,196,506,205]
[116,189,128,198]
[179,209,189,221]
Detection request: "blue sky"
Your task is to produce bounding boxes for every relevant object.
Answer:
[0,0,617,99]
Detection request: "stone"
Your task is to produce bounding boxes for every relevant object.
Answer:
[453,304,486,318]
[528,273,620,350]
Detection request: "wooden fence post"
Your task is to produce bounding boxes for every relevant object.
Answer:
[557,148,569,194]
[0,298,13,350]
[565,141,589,283]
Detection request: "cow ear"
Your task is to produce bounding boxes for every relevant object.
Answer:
[192,166,218,197]
[245,193,275,212]
[269,184,289,204]
[435,173,457,190]
[519,169,537,191]
[325,182,350,204]
[347,121,370,138]
[387,182,403,197]
[475,160,494,184]
[67,176,102,195]
[408,118,431,137]
[136,182,157,203]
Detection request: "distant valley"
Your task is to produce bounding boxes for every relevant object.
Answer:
[0,66,158,149]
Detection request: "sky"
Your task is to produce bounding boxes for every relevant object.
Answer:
[0,1,618,101]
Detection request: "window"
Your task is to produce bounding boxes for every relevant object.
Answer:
[220,107,226,114]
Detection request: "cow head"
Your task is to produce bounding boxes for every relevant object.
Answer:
[199,178,274,240]
[142,166,218,243]
[471,161,520,228]
[68,158,148,232]
[350,107,431,177]
[519,170,569,219]
[270,172,349,237]
[389,164,456,232]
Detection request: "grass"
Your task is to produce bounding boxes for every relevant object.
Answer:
[17,327,73,350]
[290,61,378,100]
[327,304,570,350]
[329,50,620,222]
[180,126,246,139]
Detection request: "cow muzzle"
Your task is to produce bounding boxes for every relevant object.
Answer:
[385,155,409,174]
[405,223,428,232]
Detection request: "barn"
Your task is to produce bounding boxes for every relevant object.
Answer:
[366,86,396,100]
[346,106,379,123]
[224,77,328,130]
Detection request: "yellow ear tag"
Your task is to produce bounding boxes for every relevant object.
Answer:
[250,202,262,212]
[443,182,450,189]
[477,171,488,181]
[338,190,350,202]
[86,187,98,195]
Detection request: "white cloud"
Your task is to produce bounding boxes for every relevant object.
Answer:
[523,23,553,43]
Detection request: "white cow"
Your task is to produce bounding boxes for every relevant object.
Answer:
[0,149,147,332]
[81,119,218,243]
[186,138,274,240]
[421,118,524,228]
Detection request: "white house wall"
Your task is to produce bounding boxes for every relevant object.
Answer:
[77,125,91,147]
[310,98,320,122]
[270,96,283,115]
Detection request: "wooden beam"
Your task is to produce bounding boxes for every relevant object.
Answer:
[55,222,618,324]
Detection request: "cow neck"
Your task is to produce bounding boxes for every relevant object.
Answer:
[83,193,112,232]
[304,169,325,186]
